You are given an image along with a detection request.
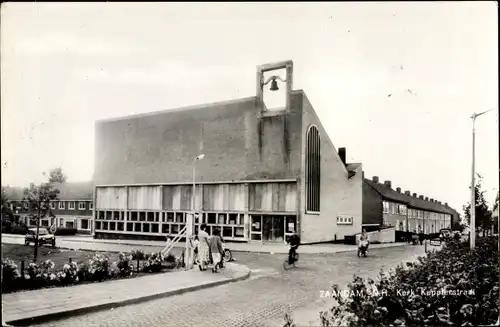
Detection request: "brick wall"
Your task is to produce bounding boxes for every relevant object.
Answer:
[94,94,305,186]
[299,93,362,243]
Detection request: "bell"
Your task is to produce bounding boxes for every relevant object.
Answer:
[269,78,279,91]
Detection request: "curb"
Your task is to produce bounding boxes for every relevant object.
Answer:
[6,264,251,327]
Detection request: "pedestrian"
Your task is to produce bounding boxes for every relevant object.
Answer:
[209,228,224,273]
[197,224,210,271]
[193,235,200,265]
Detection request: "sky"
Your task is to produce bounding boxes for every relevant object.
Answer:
[1,2,498,212]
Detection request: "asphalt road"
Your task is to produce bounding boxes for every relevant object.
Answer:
[13,239,430,327]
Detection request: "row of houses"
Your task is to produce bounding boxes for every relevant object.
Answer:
[4,182,94,234]
[3,61,459,242]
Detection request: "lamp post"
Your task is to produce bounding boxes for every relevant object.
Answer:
[470,109,492,250]
[185,154,204,270]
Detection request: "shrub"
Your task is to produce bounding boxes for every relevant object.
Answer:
[2,225,29,235]
[130,249,145,261]
[54,228,77,236]
[143,252,164,273]
[57,261,79,285]
[116,252,133,277]
[88,254,110,281]
[296,237,499,327]
[1,258,20,282]
[165,253,176,263]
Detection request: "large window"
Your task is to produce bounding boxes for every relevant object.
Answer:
[306,125,320,212]
[383,201,389,213]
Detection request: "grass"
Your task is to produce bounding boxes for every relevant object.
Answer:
[1,243,121,267]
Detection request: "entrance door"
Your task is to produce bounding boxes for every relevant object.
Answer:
[262,215,284,242]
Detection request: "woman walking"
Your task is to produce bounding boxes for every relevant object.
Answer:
[197,224,210,271]
[209,228,224,273]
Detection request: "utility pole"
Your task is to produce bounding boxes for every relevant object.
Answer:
[33,172,46,262]
[470,109,492,250]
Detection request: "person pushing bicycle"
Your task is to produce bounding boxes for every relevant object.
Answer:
[286,233,301,264]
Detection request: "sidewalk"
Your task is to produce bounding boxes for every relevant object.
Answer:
[56,235,410,254]
[1,263,250,326]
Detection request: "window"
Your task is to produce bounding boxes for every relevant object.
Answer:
[337,216,353,225]
[89,202,93,210]
[50,202,56,209]
[69,201,75,210]
[306,125,320,212]
[81,219,89,230]
[23,202,29,209]
[79,202,86,210]
[59,202,65,209]
[383,201,389,213]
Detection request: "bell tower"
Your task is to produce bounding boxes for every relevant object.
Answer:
[256,60,293,116]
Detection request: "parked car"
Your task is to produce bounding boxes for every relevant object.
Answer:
[439,228,452,242]
[25,228,56,247]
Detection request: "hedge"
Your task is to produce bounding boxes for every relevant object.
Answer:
[286,236,499,327]
[54,228,77,236]
[1,225,28,235]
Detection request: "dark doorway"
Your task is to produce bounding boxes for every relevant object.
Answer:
[262,215,284,242]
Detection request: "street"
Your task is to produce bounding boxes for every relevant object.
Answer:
[20,241,429,327]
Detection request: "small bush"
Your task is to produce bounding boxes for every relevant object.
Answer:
[88,254,110,281]
[142,252,164,273]
[116,252,133,277]
[130,249,145,261]
[1,258,21,282]
[54,228,77,236]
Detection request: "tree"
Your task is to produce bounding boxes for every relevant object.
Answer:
[48,167,67,184]
[1,187,14,223]
[23,180,60,261]
[493,191,499,213]
[462,174,493,237]
[451,219,465,232]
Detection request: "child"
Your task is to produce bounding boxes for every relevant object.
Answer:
[193,235,200,265]
[209,228,224,273]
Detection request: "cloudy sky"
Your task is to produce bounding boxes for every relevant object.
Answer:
[1,2,498,211]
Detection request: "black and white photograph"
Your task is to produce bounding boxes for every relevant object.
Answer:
[1,2,498,327]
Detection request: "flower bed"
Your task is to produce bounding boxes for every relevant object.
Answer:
[1,249,181,294]
[287,237,499,327]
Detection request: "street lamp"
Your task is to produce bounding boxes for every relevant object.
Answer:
[185,154,204,270]
[470,109,492,250]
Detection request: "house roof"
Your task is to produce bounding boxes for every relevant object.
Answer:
[364,179,409,204]
[363,178,455,215]
[3,182,94,201]
[3,187,25,201]
[51,182,94,200]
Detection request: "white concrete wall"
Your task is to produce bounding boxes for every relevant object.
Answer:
[356,227,395,244]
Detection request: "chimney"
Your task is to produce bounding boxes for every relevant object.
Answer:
[396,187,401,193]
[413,193,417,197]
[419,195,424,199]
[338,148,346,165]
[384,180,392,188]
[425,197,429,201]
[445,202,448,206]
[405,190,410,195]
[430,198,434,203]
[373,176,379,183]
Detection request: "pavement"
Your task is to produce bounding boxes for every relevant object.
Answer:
[1,233,411,254]
[0,240,438,327]
[2,262,250,326]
